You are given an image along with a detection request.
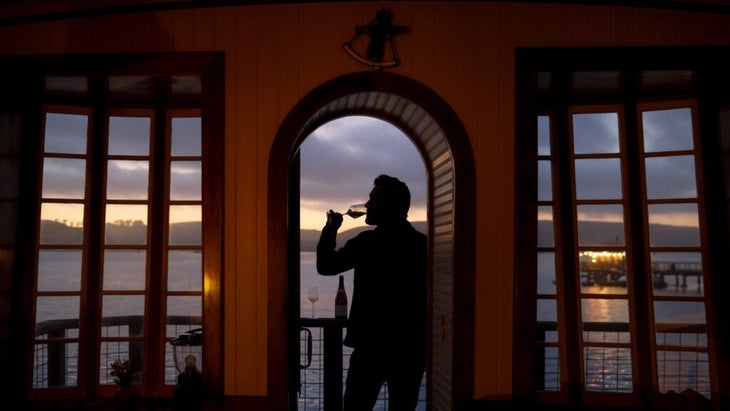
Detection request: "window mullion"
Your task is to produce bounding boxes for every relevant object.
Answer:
[621,98,653,400]
[554,101,583,403]
[145,106,168,393]
[84,96,107,398]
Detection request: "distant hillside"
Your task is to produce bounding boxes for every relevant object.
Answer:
[40,220,201,245]
[539,220,699,247]
[41,219,697,249]
[300,221,428,251]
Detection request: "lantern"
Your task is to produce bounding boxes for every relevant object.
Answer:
[171,328,202,409]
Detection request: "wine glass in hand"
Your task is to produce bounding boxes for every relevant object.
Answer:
[308,286,319,318]
[344,203,367,218]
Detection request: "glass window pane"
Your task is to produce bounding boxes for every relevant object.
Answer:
[537,298,557,323]
[105,205,147,245]
[538,116,551,155]
[572,71,621,94]
[640,70,693,92]
[108,76,153,96]
[42,158,86,199]
[103,250,146,291]
[538,160,552,201]
[169,205,201,245]
[167,296,202,320]
[33,342,78,388]
[657,351,711,398]
[40,203,84,244]
[106,160,149,200]
[642,108,694,153]
[108,116,150,156]
[577,205,625,246]
[651,252,703,296]
[171,117,201,156]
[538,346,560,391]
[45,76,88,95]
[538,206,554,247]
[171,76,202,96]
[654,301,706,326]
[574,158,622,200]
[582,298,629,324]
[572,112,620,154]
[102,295,145,336]
[648,204,700,247]
[645,155,696,199]
[579,251,627,294]
[44,113,87,154]
[584,347,633,392]
[36,296,80,326]
[38,250,82,292]
[170,161,201,201]
[99,341,144,385]
[168,250,202,292]
[537,252,556,295]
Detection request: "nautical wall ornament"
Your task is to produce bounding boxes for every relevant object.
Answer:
[343,8,409,70]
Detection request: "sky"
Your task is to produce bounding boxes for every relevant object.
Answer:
[39,107,700,231]
[299,115,428,231]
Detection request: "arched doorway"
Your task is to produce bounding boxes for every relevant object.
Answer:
[268,71,476,411]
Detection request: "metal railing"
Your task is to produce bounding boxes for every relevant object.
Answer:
[33,315,201,388]
[298,318,427,411]
[33,316,710,403]
[536,321,711,397]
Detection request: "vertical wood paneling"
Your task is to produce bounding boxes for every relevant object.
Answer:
[432,2,457,106]
[474,2,501,396]
[411,4,436,88]
[523,3,548,46]
[213,5,239,395]
[276,4,300,121]
[452,4,479,136]
[256,5,281,395]
[389,2,415,78]
[635,7,658,44]
[611,7,637,45]
[192,9,214,51]
[544,4,569,46]
[318,3,343,82]
[565,5,591,46]
[171,9,194,49]
[589,7,612,45]
[656,9,683,45]
[298,3,321,97]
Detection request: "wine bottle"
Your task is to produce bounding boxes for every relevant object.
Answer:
[335,275,348,319]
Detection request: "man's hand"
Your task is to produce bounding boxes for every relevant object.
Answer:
[326,210,343,229]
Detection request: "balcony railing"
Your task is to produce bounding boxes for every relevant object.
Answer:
[33,316,710,404]
[33,315,201,388]
[298,318,423,411]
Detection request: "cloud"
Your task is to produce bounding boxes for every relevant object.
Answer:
[299,115,427,228]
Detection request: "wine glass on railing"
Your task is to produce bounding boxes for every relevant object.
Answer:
[344,203,367,218]
[307,286,319,318]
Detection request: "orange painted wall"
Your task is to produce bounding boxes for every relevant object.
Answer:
[1,0,729,400]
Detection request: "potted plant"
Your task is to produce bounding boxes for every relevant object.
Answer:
[110,358,142,407]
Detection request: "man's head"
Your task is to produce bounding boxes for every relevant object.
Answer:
[365,174,411,225]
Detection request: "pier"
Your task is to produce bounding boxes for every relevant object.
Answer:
[581,260,703,291]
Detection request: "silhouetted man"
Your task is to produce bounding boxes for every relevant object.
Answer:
[317,174,427,411]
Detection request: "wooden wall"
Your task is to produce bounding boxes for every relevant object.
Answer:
[1,0,730,401]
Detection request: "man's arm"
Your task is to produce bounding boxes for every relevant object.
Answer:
[316,211,354,275]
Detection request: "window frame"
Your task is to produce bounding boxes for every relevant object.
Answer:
[514,47,730,409]
[0,53,224,405]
